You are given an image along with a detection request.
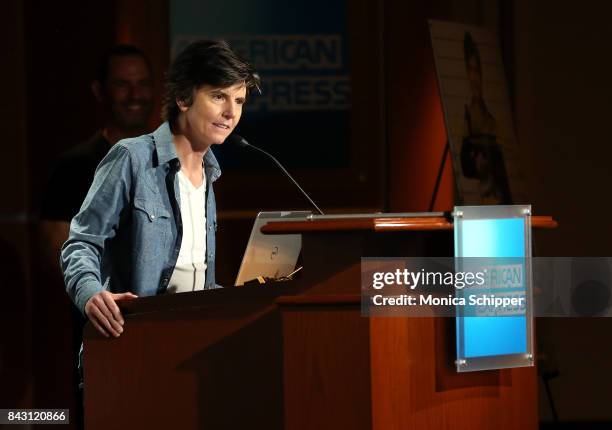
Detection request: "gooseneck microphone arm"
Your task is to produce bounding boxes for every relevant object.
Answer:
[229,134,325,215]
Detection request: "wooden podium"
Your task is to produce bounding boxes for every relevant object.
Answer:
[83,214,556,430]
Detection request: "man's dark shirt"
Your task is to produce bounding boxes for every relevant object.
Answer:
[41,132,111,222]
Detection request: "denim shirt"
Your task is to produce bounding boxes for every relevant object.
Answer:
[61,122,221,314]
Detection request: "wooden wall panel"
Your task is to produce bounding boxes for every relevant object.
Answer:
[282,307,372,430]
[384,0,455,212]
[370,317,537,429]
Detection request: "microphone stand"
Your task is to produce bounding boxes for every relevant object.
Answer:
[231,135,325,215]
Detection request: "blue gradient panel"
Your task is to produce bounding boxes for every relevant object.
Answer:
[460,219,525,258]
[458,218,527,358]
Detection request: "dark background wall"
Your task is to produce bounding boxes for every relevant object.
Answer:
[512,0,612,422]
[1,0,612,427]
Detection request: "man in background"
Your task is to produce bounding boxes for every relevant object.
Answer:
[39,45,154,272]
[35,44,154,430]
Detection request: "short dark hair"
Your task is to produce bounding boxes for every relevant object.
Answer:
[96,44,151,87]
[162,39,260,125]
[463,32,481,70]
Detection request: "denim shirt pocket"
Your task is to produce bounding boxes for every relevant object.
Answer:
[133,198,172,264]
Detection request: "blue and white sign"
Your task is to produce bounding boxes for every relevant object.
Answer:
[454,205,534,372]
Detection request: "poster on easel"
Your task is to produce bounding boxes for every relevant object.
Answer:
[429,20,527,205]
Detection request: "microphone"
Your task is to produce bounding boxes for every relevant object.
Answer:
[228,134,324,215]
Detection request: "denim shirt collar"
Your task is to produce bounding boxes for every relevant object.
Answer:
[152,122,222,183]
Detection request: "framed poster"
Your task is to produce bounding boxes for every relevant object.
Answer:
[430,20,527,205]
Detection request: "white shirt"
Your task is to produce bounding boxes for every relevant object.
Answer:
[167,169,207,293]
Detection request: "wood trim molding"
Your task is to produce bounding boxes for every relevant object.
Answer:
[262,215,558,234]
